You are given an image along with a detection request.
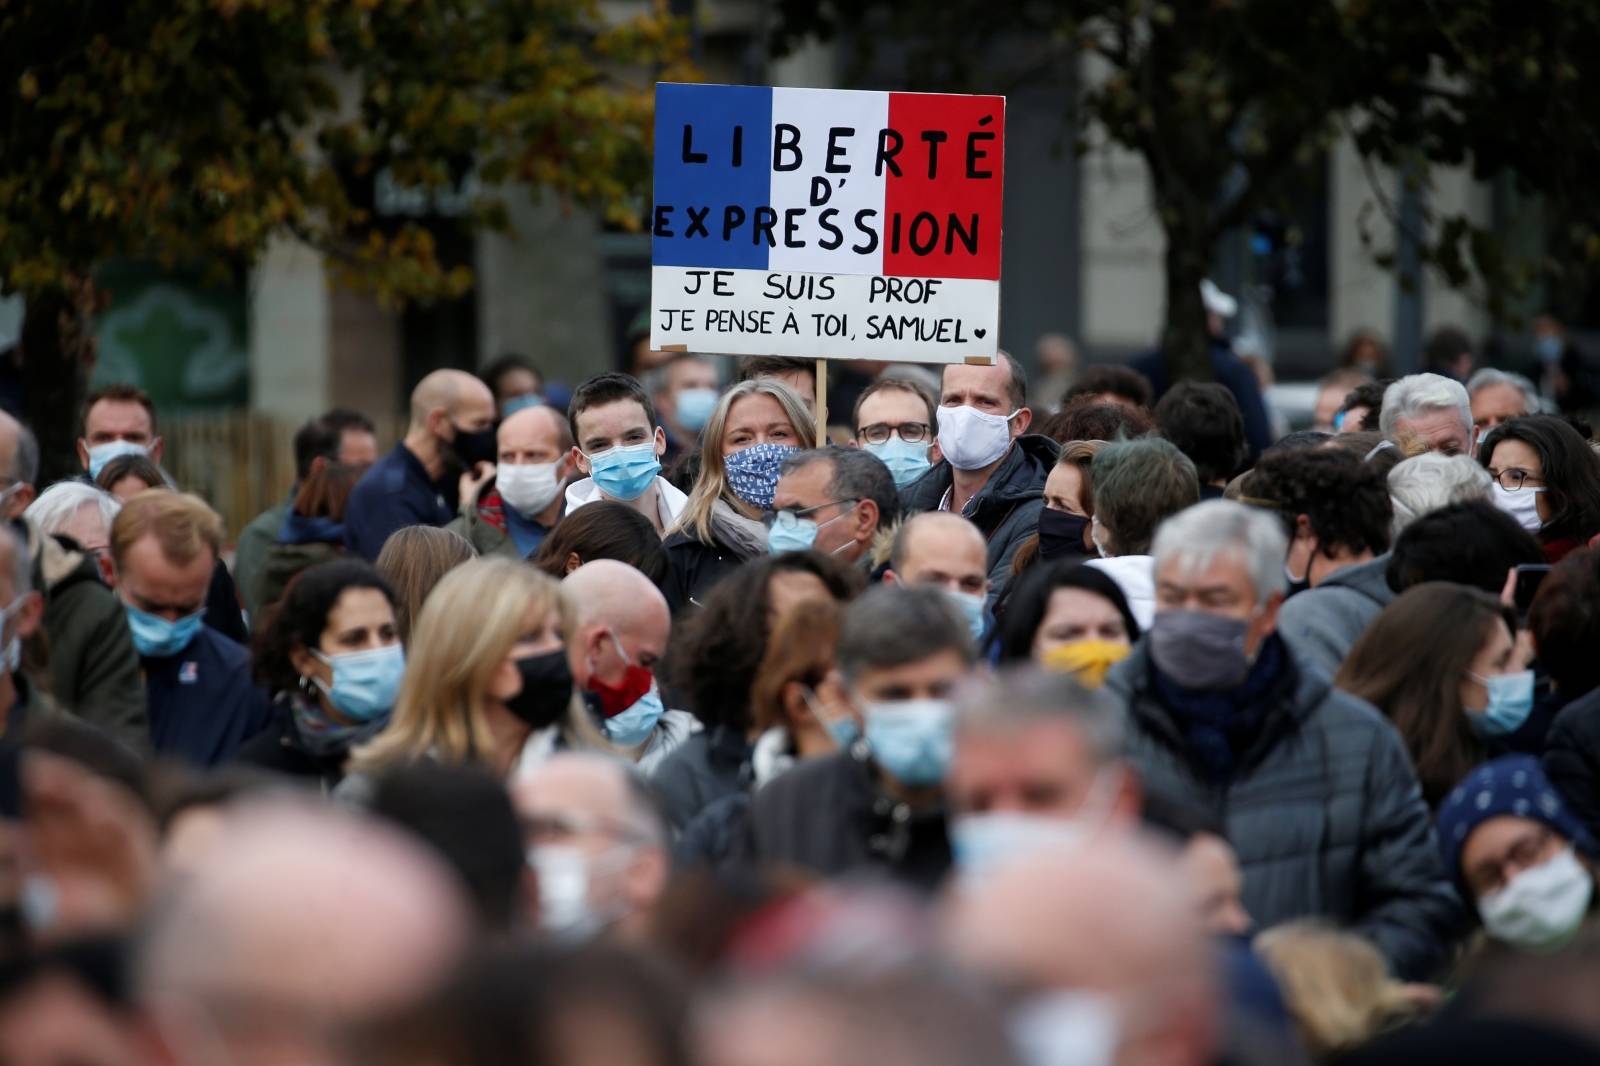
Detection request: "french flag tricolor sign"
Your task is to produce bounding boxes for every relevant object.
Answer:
[650,83,1005,364]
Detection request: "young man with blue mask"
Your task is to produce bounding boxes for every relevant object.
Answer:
[884,512,991,650]
[77,383,164,481]
[740,584,976,891]
[110,491,271,766]
[851,377,939,490]
[900,353,1056,608]
[446,404,573,560]
[1107,500,1465,981]
[768,446,898,570]
[564,373,687,538]
[534,559,695,774]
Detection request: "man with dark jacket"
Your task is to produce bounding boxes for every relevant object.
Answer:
[900,352,1056,607]
[1245,448,1395,678]
[738,584,975,891]
[1107,500,1464,980]
[112,491,270,765]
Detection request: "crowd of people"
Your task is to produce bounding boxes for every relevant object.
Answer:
[4,329,1600,1066]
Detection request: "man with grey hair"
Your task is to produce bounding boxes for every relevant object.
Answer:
[0,524,48,729]
[1379,372,1474,457]
[1106,500,1463,979]
[739,584,976,890]
[770,446,899,568]
[1466,367,1539,446]
[1387,452,1493,539]
[23,481,120,584]
[946,668,1139,875]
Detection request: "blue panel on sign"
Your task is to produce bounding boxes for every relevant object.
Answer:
[652,83,772,271]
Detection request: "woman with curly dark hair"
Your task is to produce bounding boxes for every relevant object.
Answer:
[1243,447,1394,677]
[650,552,862,829]
[1480,414,1600,563]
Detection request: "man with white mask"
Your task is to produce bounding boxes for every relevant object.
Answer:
[446,404,574,559]
[900,352,1056,606]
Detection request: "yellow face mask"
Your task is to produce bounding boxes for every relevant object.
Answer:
[1041,639,1132,688]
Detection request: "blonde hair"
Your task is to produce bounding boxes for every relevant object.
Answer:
[670,378,816,543]
[110,490,223,568]
[347,558,571,776]
[1253,922,1421,1059]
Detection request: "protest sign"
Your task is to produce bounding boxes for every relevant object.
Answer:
[650,83,1005,365]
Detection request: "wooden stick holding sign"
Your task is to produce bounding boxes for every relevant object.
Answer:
[814,358,829,444]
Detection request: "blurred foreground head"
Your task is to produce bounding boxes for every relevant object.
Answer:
[135,797,472,1066]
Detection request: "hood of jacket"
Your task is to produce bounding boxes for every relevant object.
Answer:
[902,434,1059,527]
[565,475,688,522]
[1085,554,1156,631]
[1315,552,1395,607]
[24,518,97,596]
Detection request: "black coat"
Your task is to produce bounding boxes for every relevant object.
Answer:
[661,532,746,614]
[1542,687,1600,837]
[1108,639,1466,980]
[899,435,1057,606]
[735,746,951,892]
[650,726,751,830]
[235,711,349,791]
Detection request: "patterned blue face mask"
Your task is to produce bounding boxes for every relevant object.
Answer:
[724,443,797,511]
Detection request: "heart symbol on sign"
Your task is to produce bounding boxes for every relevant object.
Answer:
[974,328,987,338]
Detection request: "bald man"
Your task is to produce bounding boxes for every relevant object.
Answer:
[549,560,694,770]
[513,752,671,939]
[136,797,472,1066]
[345,369,497,561]
[0,409,38,520]
[884,511,990,645]
[943,839,1221,1066]
[446,405,574,559]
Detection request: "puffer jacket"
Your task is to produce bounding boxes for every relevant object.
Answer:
[1108,638,1466,980]
[900,434,1058,605]
[1274,554,1395,678]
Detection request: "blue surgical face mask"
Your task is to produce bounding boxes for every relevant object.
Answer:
[1536,335,1564,364]
[863,698,954,787]
[87,440,149,480]
[501,393,544,417]
[801,685,861,750]
[863,435,932,489]
[587,441,662,502]
[124,602,204,658]
[947,589,987,646]
[602,684,666,747]
[674,388,718,433]
[311,643,405,722]
[725,443,797,511]
[1468,669,1536,736]
[766,502,858,556]
[0,595,26,674]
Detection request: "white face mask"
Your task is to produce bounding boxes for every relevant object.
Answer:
[1491,482,1545,534]
[526,842,634,939]
[497,461,563,517]
[1009,990,1121,1066]
[1478,846,1594,950]
[936,405,1017,470]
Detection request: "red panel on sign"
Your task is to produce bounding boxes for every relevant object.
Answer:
[882,93,1004,281]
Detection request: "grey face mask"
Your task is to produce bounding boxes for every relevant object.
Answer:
[1149,609,1253,690]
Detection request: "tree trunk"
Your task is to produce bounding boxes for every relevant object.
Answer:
[20,290,89,486]
[1160,223,1215,386]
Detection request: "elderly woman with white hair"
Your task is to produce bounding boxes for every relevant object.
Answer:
[1107,500,1465,981]
[1387,452,1494,540]
[1379,373,1474,458]
[22,481,121,584]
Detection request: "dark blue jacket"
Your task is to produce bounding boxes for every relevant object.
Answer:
[143,627,272,767]
[1133,342,1273,459]
[344,443,454,561]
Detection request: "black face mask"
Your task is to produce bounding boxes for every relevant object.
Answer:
[1037,508,1091,561]
[446,421,498,469]
[503,649,574,730]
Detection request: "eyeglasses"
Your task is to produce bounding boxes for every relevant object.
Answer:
[858,421,930,445]
[1490,467,1545,491]
[762,499,857,528]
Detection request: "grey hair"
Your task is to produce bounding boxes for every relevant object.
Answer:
[1379,373,1472,441]
[1465,367,1540,416]
[837,584,973,684]
[10,423,38,487]
[953,666,1128,764]
[1387,453,1493,539]
[780,445,900,525]
[1151,500,1288,606]
[23,481,122,540]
